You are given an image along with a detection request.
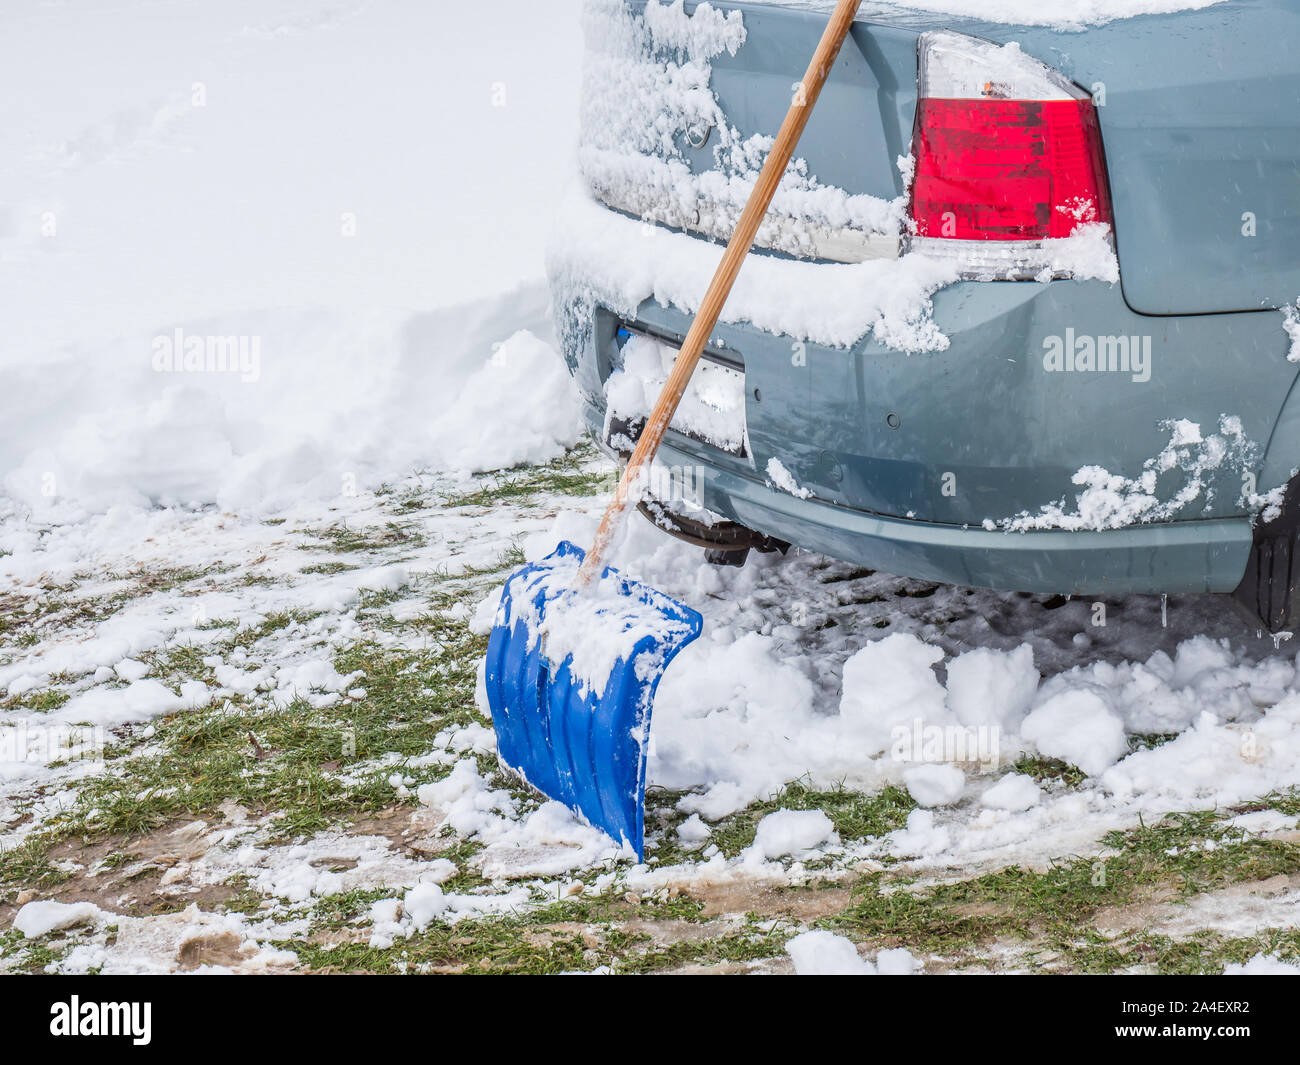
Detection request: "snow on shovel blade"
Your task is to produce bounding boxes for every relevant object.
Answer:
[484,541,702,860]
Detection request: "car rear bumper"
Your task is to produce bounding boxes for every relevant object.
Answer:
[553,207,1292,597]
[580,403,1250,596]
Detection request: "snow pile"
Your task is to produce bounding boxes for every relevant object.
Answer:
[946,644,1039,733]
[3,294,584,518]
[431,331,585,475]
[980,773,1042,811]
[552,179,961,355]
[903,763,966,807]
[994,416,1261,531]
[786,930,918,975]
[13,900,103,939]
[1,1,588,519]
[416,758,627,878]
[746,808,838,861]
[1021,690,1128,776]
[840,633,950,756]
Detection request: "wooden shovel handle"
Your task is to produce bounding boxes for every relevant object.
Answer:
[576,0,864,588]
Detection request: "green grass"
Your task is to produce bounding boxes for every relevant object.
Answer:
[1063,927,1300,975]
[304,521,427,555]
[650,779,915,864]
[0,928,75,972]
[0,837,71,895]
[0,521,528,883]
[283,889,776,975]
[299,561,358,576]
[824,808,1300,968]
[439,444,611,509]
[0,686,71,714]
[1013,754,1087,788]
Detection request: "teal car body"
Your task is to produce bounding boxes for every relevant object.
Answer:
[553,1,1300,626]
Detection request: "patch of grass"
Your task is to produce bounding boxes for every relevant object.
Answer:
[288,887,750,975]
[826,809,1300,967]
[1232,787,1300,819]
[1013,754,1087,788]
[50,696,384,840]
[616,923,788,974]
[41,589,494,842]
[688,780,915,861]
[0,686,71,714]
[1066,927,1300,975]
[305,521,427,555]
[290,922,592,975]
[300,561,358,576]
[305,887,396,931]
[0,927,74,972]
[225,610,320,652]
[140,644,218,688]
[0,838,71,896]
[440,444,611,509]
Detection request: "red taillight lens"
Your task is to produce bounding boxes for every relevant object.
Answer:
[911,96,1111,241]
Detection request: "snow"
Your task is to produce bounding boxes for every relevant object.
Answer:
[51,679,194,728]
[13,900,103,939]
[995,416,1261,531]
[1022,690,1129,777]
[1223,954,1300,975]
[676,813,712,847]
[980,773,1042,812]
[876,947,920,975]
[1285,302,1300,363]
[0,2,587,519]
[765,458,812,500]
[840,634,950,756]
[433,331,586,475]
[551,189,961,353]
[946,644,1039,733]
[747,809,838,861]
[417,758,627,876]
[786,930,875,974]
[785,930,919,975]
[775,0,1226,31]
[903,763,966,807]
[606,333,747,453]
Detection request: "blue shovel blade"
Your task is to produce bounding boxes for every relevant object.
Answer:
[484,541,703,860]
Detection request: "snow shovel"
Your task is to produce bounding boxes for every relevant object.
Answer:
[485,0,864,859]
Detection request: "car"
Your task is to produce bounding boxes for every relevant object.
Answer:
[549,0,1300,631]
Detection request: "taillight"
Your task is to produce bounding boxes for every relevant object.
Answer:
[908,32,1113,276]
